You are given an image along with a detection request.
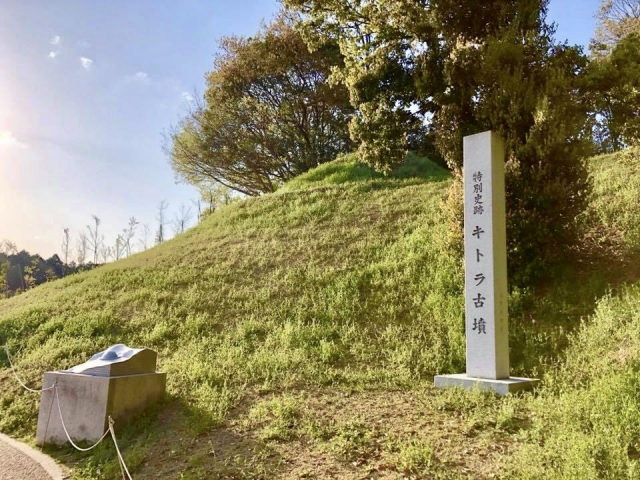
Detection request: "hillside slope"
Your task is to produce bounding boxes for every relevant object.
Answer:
[1,149,639,479]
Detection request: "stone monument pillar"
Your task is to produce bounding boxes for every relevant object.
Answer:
[434,131,538,395]
[36,344,166,445]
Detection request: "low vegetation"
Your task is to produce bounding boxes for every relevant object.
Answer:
[0,149,639,479]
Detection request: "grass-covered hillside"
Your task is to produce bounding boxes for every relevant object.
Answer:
[1,149,640,479]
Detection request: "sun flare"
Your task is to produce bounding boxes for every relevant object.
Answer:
[0,130,27,149]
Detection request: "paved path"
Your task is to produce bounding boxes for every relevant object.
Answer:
[0,434,65,480]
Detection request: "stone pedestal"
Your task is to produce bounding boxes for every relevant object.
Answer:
[36,345,166,446]
[434,374,538,395]
[36,372,166,445]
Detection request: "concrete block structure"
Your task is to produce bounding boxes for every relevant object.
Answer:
[36,345,166,445]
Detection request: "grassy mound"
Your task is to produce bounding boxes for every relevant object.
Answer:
[0,149,639,479]
[585,147,640,254]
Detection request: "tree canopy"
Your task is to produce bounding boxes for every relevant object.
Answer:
[168,15,354,196]
[284,0,593,284]
[589,1,640,151]
[591,0,640,57]
[589,33,640,151]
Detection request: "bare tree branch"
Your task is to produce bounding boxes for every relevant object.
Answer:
[156,201,169,244]
[172,204,193,235]
[86,215,102,264]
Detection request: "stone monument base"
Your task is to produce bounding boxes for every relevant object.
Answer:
[36,371,166,446]
[434,373,539,396]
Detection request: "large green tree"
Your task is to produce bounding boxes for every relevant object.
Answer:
[588,1,640,151]
[168,15,354,196]
[589,33,640,151]
[589,0,640,152]
[285,0,593,284]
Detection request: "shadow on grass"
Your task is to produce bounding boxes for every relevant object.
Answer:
[43,396,284,480]
[509,247,640,378]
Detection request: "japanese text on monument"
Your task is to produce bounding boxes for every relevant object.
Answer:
[471,171,487,335]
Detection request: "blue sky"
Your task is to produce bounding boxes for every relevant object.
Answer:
[0,0,600,258]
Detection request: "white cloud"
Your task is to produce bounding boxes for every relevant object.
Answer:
[80,57,93,70]
[50,35,61,46]
[48,51,58,59]
[124,71,150,85]
[0,131,28,149]
[181,91,194,103]
[76,39,90,49]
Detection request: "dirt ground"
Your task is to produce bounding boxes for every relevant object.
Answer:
[126,387,518,480]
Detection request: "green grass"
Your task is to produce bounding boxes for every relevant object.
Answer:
[585,147,640,253]
[1,149,639,478]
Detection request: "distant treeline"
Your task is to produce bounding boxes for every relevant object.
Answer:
[0,194,239,297]
[0,248,98,297]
